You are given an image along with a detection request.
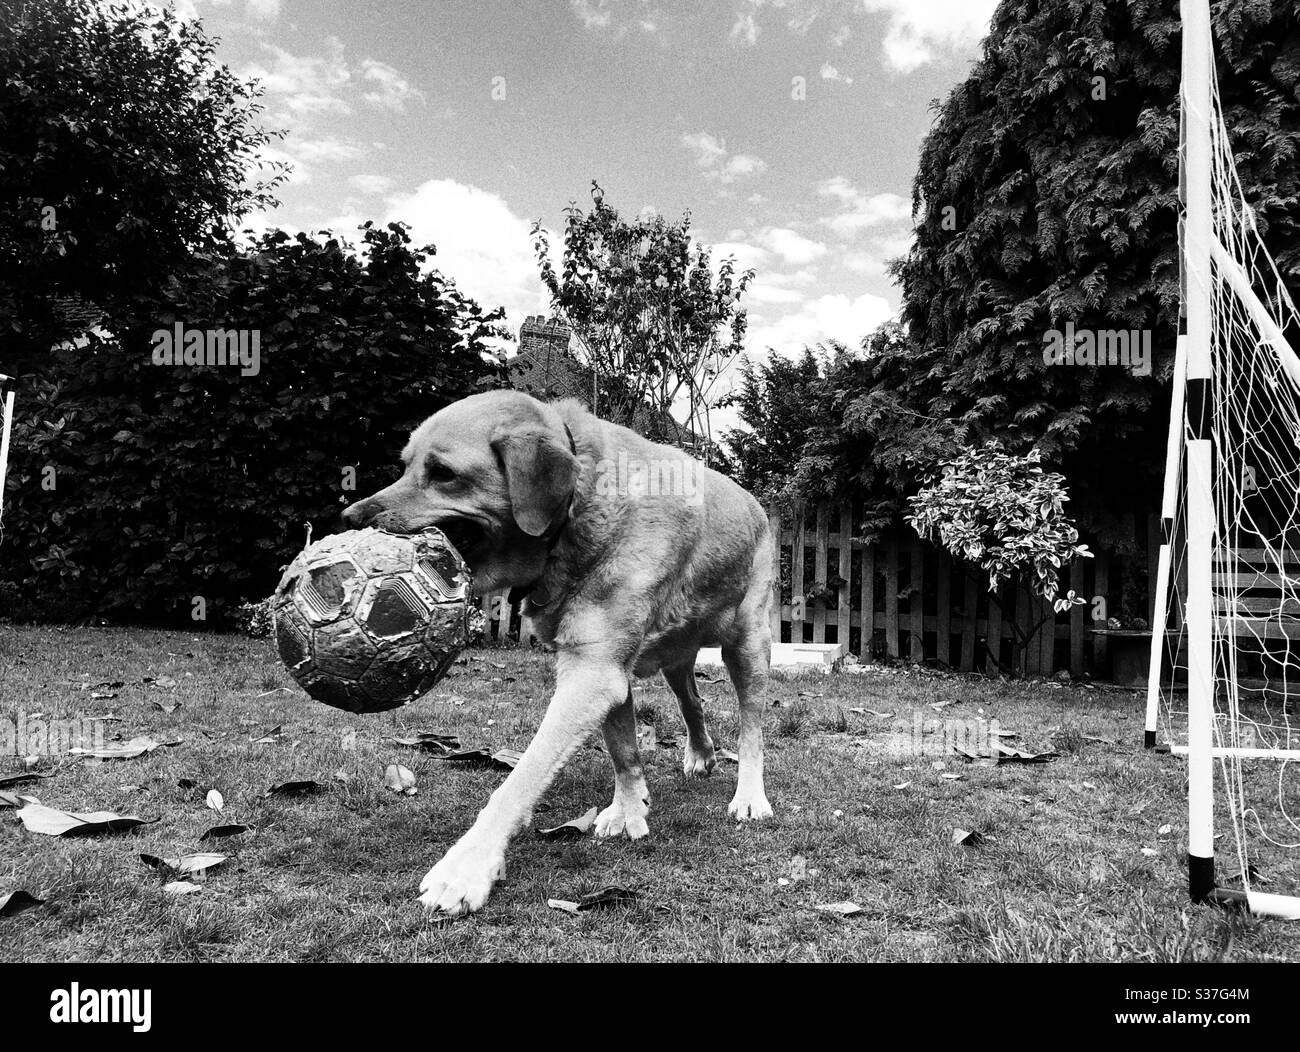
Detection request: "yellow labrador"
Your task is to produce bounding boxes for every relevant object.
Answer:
[341,389,774,915]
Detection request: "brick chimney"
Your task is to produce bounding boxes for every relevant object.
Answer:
[518,315,572,359]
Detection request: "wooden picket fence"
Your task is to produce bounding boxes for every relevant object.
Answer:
[473,501,1160,678]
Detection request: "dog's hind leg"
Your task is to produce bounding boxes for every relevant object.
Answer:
[722,624,773,821]
[663,657,716,778]
[722,539,775,821]
[593,686,650,839]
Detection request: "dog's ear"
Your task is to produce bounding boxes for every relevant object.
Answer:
[491,424,579,537]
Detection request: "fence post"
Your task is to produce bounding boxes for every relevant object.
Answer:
[860,540,875,660]
[987,586,1003,672]
[936,551,951,667]
[909,535,924,662]
[837,505,852,651]
[791,500,806,644]
[1039,593,1055,674]
[1070,558,1086,675]
[1094,551,1111,672]
[813,502,829,644]
[768,504,782,645]
[884,533,900,659]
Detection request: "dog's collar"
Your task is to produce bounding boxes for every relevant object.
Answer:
[508,423,577,609]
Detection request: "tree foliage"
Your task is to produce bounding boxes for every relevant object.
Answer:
[0,224,504,623]
[532,182,753,452]
[778,0,1300,548]
[0,0,285,371]
[722,346,827,500]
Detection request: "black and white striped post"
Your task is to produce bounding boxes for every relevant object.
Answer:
[1179,0,1217,907]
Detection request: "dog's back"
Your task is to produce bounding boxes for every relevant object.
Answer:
[545,399,772,674]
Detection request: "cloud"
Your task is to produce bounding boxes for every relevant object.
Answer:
[746,266,819,305]
[730,10,759,44]
[243,37,351,124]
[243,40,427,128]
[570,0,660,35]
[571,0,614,28]
[360,59,426,111]
[756,227,826,266]
[817,175,911,237]
[244,0,280,21]
[819,63,853,85]
[348,174,396,195]
[727,0,993,70]
[292,137,364,164]
[860,0,998,73]
[680,131,767,184]
[745,291,895,356]
[381,179,550,335]
[711,239,771,274]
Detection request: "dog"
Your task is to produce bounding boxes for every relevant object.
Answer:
[341,389,775,916]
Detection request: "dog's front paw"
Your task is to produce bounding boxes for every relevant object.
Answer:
[417,848,504,916]
[682,739,716,778]
[594,798,650,839]
[728,790,773,822]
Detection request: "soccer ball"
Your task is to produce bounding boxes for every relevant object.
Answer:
[272,527,473,714]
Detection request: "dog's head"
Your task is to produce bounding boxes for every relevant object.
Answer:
[340,391,580,593]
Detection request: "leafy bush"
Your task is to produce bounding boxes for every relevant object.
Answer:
[908,442,1091,675]
[0,223,505,624]
[233,598,274,638]
[908,442,1092,602]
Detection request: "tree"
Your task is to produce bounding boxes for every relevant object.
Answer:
[777,0,1300,549]
[531,182,753,456]
[908,442,1091,675]
[0,223,505,623]
[722,345,827,500]
[0,0,286,373]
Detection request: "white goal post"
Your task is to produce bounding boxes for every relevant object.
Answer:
[1145,0,1300,920]
[0,373,14,532]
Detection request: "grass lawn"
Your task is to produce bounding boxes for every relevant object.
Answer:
[1,622,1297,963]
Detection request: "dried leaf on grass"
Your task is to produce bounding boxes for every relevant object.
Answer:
[815,901,863,917]
[537,807,597,839]
[200,824,250,841]
[388,732,461,755]
[69,736,181,760]
[18,803,156,837]
[265,780,323,797]
[0,773,49,790]
[437,749,519,771]
[383,764,418,796]
[0,890,45,917]
[140,852,226,877]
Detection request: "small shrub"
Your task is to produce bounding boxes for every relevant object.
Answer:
[234,597,274,638]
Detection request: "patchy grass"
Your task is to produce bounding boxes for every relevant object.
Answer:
[0,622,1297,962]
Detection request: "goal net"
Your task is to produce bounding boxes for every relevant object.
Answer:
[1146,0,1300,919]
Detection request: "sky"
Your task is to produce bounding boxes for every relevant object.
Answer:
[167,0,999,364]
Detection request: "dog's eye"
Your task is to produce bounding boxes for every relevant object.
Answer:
[425,461,456,485]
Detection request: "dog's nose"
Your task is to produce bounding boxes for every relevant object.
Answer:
[340,499,373,529]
